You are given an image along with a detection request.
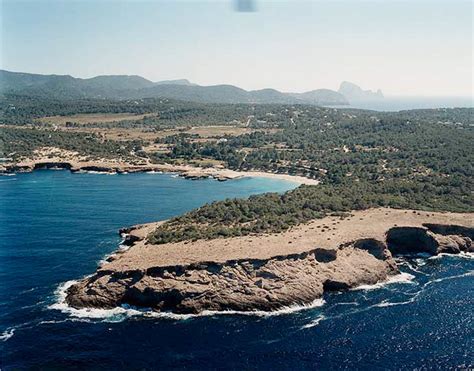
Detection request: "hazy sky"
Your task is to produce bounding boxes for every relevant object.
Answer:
[1,0,472,96]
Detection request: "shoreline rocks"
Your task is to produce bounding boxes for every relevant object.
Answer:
[0,158,320,184]
[66,244,399,313]
[64,209,473,314]
[0,160,236,181]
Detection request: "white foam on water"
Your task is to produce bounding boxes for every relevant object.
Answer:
[375,294,420,308]
[146,171,163,174]
[53,305,144,322]
[48,250,472,323]
[49,280,143,322]
[353,272,416,291]
[50,279,326,322]
[76,170,117,175]
[0,328,15,342]
[459,252,474,259]
[333,301,360,307]
[19,286,39,295]
[192,298,326,319]
[374,270,474,309]
[429,252,474,261]
[137,298,326,320]
[414,258,427,266]
[38,319,69,325]
[396,252,433,259]
[301,315,326,329]
[425,270,474,287]
[400,260,428,275]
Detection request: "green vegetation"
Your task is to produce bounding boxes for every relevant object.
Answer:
[148,106,473,243]
[0,127,141,161]
[0,93,272,128]
[149,178,472,244]
[1,93,472,244]
[154,106,473,182]
[0,69,347,105]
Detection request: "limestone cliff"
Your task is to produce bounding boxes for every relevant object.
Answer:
[65,209,473,314]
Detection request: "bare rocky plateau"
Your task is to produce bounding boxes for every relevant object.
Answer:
[65,208,473,314]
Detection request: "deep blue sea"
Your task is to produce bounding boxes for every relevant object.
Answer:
[1,170,473,370]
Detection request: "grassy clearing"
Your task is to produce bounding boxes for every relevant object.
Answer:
[37,113,154,125]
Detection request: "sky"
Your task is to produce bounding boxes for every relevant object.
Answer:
[0,0,472,96]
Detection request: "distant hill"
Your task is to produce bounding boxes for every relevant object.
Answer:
[0,70,154,99]
[155,79,196,86]
[338,81,383,102]
[0,69,348,105]
[290,89,350,105]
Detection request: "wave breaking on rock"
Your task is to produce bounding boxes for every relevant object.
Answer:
[63,209,473,315]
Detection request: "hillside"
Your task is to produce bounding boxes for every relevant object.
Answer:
[290,89,350,105]
[0,69,348,105]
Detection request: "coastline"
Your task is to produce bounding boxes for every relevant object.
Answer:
[1,157,319,185]
[5,156,471,315]
[65,208,474,314]
[102,208,474,268]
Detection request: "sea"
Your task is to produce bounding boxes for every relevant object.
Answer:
[0,170,473,369]
[328,96,473,111]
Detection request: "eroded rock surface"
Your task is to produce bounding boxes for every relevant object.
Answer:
[386,226,473,255]
[65,209,474,314]
[66,245,397,313]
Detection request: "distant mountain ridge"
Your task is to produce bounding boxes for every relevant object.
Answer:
[155,79,196,86]
[0,70,381,105]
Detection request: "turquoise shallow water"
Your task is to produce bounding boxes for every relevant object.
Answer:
[0,170,473,369]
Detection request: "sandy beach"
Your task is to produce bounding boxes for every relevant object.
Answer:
[2,148,319,185]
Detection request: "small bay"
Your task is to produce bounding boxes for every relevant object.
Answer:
[0,170,472,369]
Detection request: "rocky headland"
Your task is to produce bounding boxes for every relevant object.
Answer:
[65,209,473,314]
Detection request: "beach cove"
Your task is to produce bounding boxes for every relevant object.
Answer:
[0,170,473,369]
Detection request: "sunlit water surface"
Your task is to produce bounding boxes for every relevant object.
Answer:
[0,170,472,369]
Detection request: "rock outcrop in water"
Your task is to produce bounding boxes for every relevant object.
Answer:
[65,209,473,314]
[338,81,384,101]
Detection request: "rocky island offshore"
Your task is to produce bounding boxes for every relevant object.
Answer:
[66,209,473,314]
